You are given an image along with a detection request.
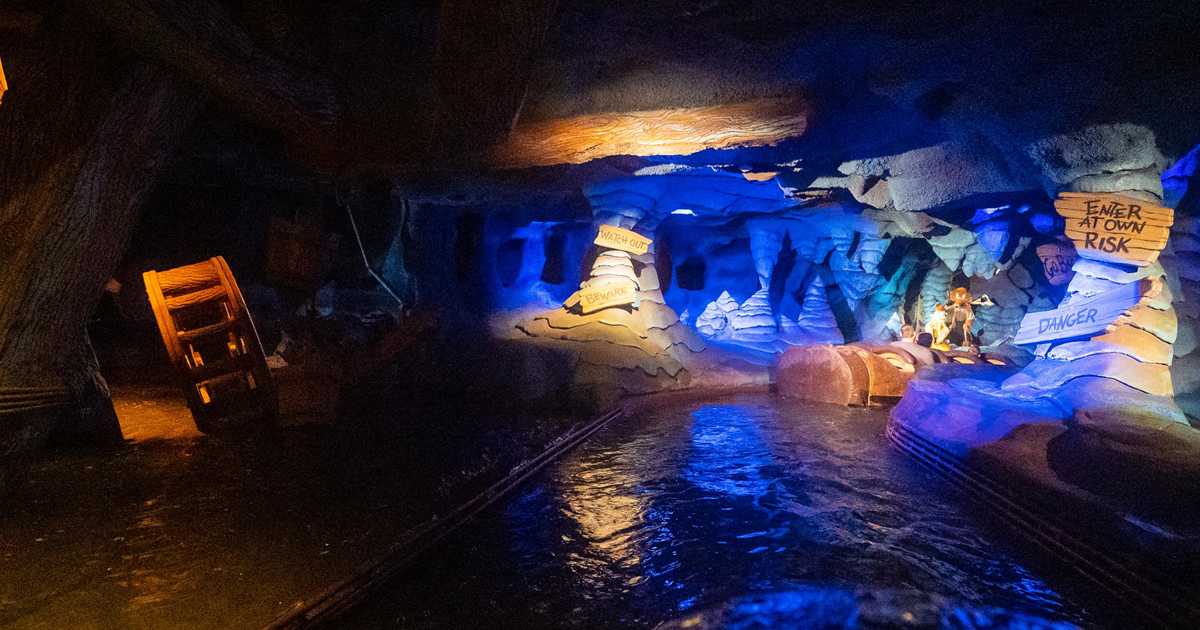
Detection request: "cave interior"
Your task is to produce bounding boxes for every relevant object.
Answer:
[3,1,1200,628]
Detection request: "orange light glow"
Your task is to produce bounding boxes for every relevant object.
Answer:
[490,96,809,168]
[0,57,8,105]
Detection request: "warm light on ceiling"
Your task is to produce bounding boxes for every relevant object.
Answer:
[0,57,8,106]
[489,96,810,168]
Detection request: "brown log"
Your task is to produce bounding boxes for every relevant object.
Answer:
[777,344,855,406]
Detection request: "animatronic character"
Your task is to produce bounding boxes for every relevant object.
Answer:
[924,304,950,350]
[945,287,975,348]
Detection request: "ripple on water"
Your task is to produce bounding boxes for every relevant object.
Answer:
[356,395,1095,629]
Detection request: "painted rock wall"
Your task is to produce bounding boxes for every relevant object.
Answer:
[1004,133,1180,411]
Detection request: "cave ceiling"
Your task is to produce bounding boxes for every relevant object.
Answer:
[18,0,1194,212]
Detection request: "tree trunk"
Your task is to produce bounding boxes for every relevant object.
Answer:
[0,15,201,495]
[45,332,124,449]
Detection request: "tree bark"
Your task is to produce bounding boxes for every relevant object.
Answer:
[0,16,201,493]
[78,0,339,167]
[78,0,559,172]
[45,332,124,449]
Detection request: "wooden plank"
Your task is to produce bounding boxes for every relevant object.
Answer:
[142,269,185,365]
[1056,207,1173,230]
[1062,223,1170,244]
[185,352,258,381]
[155,258,221,294]
[163,284,229,310]
[1056,192,1174,224]
[1015,283,1142,345]
[593,225,652,256]
[176,317,237,343]
[0,402,69,417]
[0,393,69,407]
[1059,245,1160,268]
[1055,193,1176,267]
[577,281,638,314]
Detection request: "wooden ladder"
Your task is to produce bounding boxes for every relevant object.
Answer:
[143,256,276,432]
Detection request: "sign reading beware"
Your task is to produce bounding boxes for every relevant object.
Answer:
[1014,282,1142,345]
[1055,193,1174,267]
[576,282,637,314]
[594,225,652,256]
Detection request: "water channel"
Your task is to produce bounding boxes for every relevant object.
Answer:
[349,394,1099,628]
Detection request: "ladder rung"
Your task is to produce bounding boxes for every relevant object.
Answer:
[156,259,221,294]
[164,285,229,310]
[186,353,259,381]
[177,318,238,343]
[199,387,270,410]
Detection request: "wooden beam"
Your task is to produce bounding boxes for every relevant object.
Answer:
[488,96,810,169]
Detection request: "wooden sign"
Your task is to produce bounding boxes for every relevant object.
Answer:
[1055,192,1174,267]
[1035,240,1077,286]
[577,282,637,314]
[1014,282,1142,345]
[594,225,652,256]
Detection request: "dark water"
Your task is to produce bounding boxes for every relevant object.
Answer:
[351,395,1095,628]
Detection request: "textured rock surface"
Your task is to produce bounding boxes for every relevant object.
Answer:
[783,275,844,346]
[970,263,1038,346]
[839,139,1039,213]
[918,263,954,324]
[1024,124,1166,196]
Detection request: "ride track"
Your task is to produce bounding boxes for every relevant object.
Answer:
[885,420,1200,629]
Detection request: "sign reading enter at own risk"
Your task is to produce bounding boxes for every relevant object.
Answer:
[1055,192,1174,267]
[594,225,652,256]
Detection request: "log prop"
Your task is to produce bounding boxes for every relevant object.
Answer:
[143,256,276,432]
[777,344,916,406]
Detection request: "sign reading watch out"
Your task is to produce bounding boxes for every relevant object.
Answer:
[594,225,652,256]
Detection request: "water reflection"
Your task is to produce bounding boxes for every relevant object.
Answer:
[356,395,1095,628]
[684,404,775,498]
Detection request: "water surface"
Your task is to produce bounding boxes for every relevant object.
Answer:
[353,395,1094,628]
